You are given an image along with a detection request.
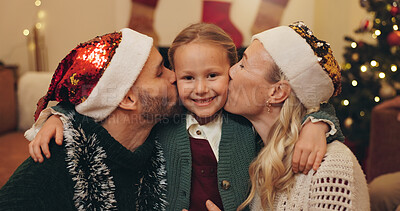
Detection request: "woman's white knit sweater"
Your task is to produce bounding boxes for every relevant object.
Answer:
[251,141,370,211]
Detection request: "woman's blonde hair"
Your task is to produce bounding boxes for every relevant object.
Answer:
[238,65,312,210]
[168,23,237,70]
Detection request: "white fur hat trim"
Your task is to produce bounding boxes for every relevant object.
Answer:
[76,28,153,121]
[252,26,334,109]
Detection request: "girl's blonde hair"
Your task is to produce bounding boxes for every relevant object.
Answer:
[168,23,237,70]
[238,65,311,210]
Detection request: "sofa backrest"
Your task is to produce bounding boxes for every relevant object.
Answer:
[17,72,53,131]
[0,68,17,135]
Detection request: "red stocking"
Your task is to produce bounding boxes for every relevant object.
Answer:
[131,0,158,8]
[202,0,243,48]
[129,0,159,46]
[251,0,290,35]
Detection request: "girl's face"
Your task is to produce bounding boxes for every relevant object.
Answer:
[225,40,275,118]
[174,42,230,120]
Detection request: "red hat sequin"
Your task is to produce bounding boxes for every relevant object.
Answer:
[35,28,153,121]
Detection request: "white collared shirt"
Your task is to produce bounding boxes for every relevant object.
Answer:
[186,112,223,161]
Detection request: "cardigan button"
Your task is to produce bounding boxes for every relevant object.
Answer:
[181,191,187,197]
[221,180,231,190]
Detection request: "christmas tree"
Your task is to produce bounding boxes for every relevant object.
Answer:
[331,0,400,147]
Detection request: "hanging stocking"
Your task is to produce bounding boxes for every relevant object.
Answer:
[202,0,243,48]
[129,0,159,46]
[251,0,290,35]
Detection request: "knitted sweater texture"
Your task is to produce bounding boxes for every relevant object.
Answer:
[156,105,343,211]
[155,112,258,211]
[251,141,370,211]
[0,106,167,210]
[11,102,342,210]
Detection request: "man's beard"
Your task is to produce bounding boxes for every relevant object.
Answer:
[138,89,181,122]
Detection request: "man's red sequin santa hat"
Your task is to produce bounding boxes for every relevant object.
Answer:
[34,28,153,122]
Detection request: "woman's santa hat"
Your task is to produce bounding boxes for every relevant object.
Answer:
[252,21,341,110]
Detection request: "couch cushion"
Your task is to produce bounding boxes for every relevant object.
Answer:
[0,69,17,135]
[18,72,54,131]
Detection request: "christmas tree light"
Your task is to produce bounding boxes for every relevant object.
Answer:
[331,0,400,150]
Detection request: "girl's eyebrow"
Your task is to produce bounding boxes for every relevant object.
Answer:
[176,69,194,75]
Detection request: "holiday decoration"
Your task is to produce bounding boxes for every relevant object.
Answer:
[344,117,354,129]
[352,52,360,61]
[24,0,48,72]
[390,5,399,16]
[251,0,290,35]
[360,0,369,8]
[331,0,400,154]
[202,0,243,48]
[379,81,397,98]
[387,30,400,46]
[359,17,373,32]
[128,0,159,46]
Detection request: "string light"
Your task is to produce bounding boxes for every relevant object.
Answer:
[360,65,367,72]
[379,72,386,78]
[374,30,381,36]
[344,63,351,70]
[27,1,45,35]
[38,10,45,19]
[370,60,378,67]
[360,111,365,116]
[352,80,358,86]
[23,29,30,36]
[391,65,398,72]
[394,25,399,31]
[35,23,42,29]
[351,42,357,48]
[374,96,380,102]
[344,117,353,128]
[342,100,350,106]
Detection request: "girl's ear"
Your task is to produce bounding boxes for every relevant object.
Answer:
[119,89,139,111]
[269,80,291,104]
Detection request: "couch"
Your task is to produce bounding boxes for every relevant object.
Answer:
[0,67,53,187]
[367,106,400,182]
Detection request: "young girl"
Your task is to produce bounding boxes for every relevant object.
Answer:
[157,23,254,211]
[28,23,343,210]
